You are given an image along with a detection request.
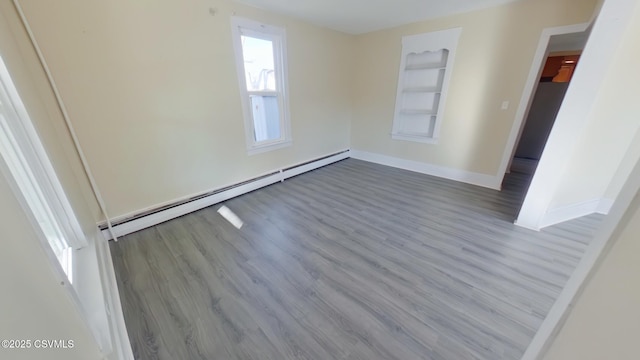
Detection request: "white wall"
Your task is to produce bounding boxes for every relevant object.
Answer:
[542,186,640,360]
[549,0,640,209]
[14,0,354,219]
[604,126,640,200]
[517,0,640,229]
[0,171,102,360]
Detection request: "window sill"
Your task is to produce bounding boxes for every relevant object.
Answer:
[247,139,292,155]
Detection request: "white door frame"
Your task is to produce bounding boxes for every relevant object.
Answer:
[495,22,590,181]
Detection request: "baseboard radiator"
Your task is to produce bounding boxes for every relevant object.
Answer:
[99,150,350,240]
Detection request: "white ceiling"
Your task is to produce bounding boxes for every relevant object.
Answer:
[234,0,525,34]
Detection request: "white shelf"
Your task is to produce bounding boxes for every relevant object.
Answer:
[391,132,439,144]
[392,28,461,143]
[399,109,436,115]
[398,130,431,137]
[405,64,446,70]
[402,87,441,93]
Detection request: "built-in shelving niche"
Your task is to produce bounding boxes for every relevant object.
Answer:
[392,28,461,144]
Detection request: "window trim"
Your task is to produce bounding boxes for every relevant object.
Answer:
[230,16,292,155]
[0,55,87,280]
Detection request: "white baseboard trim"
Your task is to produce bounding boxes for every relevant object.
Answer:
[540,197,614,229]
[100,150,350,240]
[93,231,133,360]
[350,149,501,190]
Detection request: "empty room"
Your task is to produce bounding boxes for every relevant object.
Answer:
[1,0,639,359]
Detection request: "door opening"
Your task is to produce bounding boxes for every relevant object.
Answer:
[496,24,592,219]
[510,51,582,175]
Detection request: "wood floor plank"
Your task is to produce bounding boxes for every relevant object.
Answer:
[110,159,602,360]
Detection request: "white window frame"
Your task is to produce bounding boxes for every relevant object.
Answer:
[231,17,292,155]
[0,55,87,282]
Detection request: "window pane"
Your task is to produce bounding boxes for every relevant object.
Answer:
[241,35,276,91]
[250,95,281,142]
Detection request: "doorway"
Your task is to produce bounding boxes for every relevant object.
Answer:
[510,50,583,175]
[496,25,592,217]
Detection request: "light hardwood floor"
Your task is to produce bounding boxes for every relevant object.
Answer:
[110,159,601,360]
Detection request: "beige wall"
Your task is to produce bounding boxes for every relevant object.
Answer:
[0,0,102,233]
[7,0,603,218]
[15,0,353,218]
[549,1,640,208]
[542,189,640,360]
[0,172,101,360]
[350,0,596,176]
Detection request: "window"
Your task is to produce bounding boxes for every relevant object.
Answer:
[0,55,85,283]
[392,28,461,143]
[231,17,291,155]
